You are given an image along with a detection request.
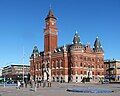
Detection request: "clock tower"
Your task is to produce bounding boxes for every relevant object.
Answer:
[44,9,58,54]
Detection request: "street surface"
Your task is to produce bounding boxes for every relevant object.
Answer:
[0,82,120,96]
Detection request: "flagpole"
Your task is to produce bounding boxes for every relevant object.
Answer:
[22,46,25,87]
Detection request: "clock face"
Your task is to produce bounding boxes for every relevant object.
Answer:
[52,22,54,25]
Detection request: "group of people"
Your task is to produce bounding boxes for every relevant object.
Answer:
[16,79,52,92]
[16,80,28,89]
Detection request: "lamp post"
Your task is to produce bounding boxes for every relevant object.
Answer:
[22,47,25,87]
[108,60,111,82]
[23,64,25,87]
[33,54,35,82]
[3,75,5,87]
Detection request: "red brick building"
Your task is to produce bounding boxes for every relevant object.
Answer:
[30,9,104,83]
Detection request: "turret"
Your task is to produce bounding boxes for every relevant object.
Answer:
[73,31,81,44]
[93,36,103,52]
[30,46,39,59]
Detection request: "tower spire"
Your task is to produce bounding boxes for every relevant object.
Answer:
[49,4,52,10]
[45,7,56,20]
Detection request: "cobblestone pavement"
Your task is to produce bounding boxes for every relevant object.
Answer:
[0,82,120,96]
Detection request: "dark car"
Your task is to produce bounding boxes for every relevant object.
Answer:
[102,79,109,84]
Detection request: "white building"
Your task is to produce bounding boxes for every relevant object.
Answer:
[0,68,3,77]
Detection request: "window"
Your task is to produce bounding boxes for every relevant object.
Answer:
[71,70,74,75]
[53,77,55,82]
[102,72,104,75]
[76,63,79,67]
[61,71,63,75]
[60,60,63,67]
[56,61,59,68]
[76,77,78,82]
[101,65,103,68]
[75,71,78,74]
[80,63,82,67]
[98,72,100,75]
[71,70,73,74]
[81,71,83,74]
[57,71,60,75]
[52,61,55,68]
[96,65,97,68]
[92,72,94,75]
[84,64,86,67]
[73,63,75,67]
[80,56,82,59]
[81,76,83,79]
[97,59,100,62]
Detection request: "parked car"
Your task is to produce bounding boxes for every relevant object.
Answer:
[102,79,109,84]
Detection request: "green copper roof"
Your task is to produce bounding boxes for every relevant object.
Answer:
[33,46,39,54]
[73,31,81,44]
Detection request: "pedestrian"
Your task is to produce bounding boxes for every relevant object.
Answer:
[17,81,21,89]
[24,79,27,88]
[34,81,37,92]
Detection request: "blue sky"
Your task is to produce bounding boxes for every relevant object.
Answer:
[0,0,120,67]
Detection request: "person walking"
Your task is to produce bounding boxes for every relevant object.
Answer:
[17,81,21,89]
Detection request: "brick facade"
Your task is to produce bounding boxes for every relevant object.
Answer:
[30,9,104,83]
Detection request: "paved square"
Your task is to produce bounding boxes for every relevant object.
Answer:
[0,83,120,96]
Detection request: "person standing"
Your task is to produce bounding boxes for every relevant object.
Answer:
[17,81,21,89]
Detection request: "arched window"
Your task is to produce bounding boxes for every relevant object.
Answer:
[92,72,94,75]
[101,65,104,68]
[81,71,83,74]
[76,62,79,67]
[98,72,100,75]
[52,61,55,68]
[56,60,59,68]
[53,77,55,82]
[60,60,63,67]
[84,71,86,75]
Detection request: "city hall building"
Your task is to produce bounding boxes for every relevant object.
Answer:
[30,9,104,83]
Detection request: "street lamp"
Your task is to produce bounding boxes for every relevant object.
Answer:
[108,60,111,82]
[33,54,35,82]
[22,47,25,87]
[3,75,5,87]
